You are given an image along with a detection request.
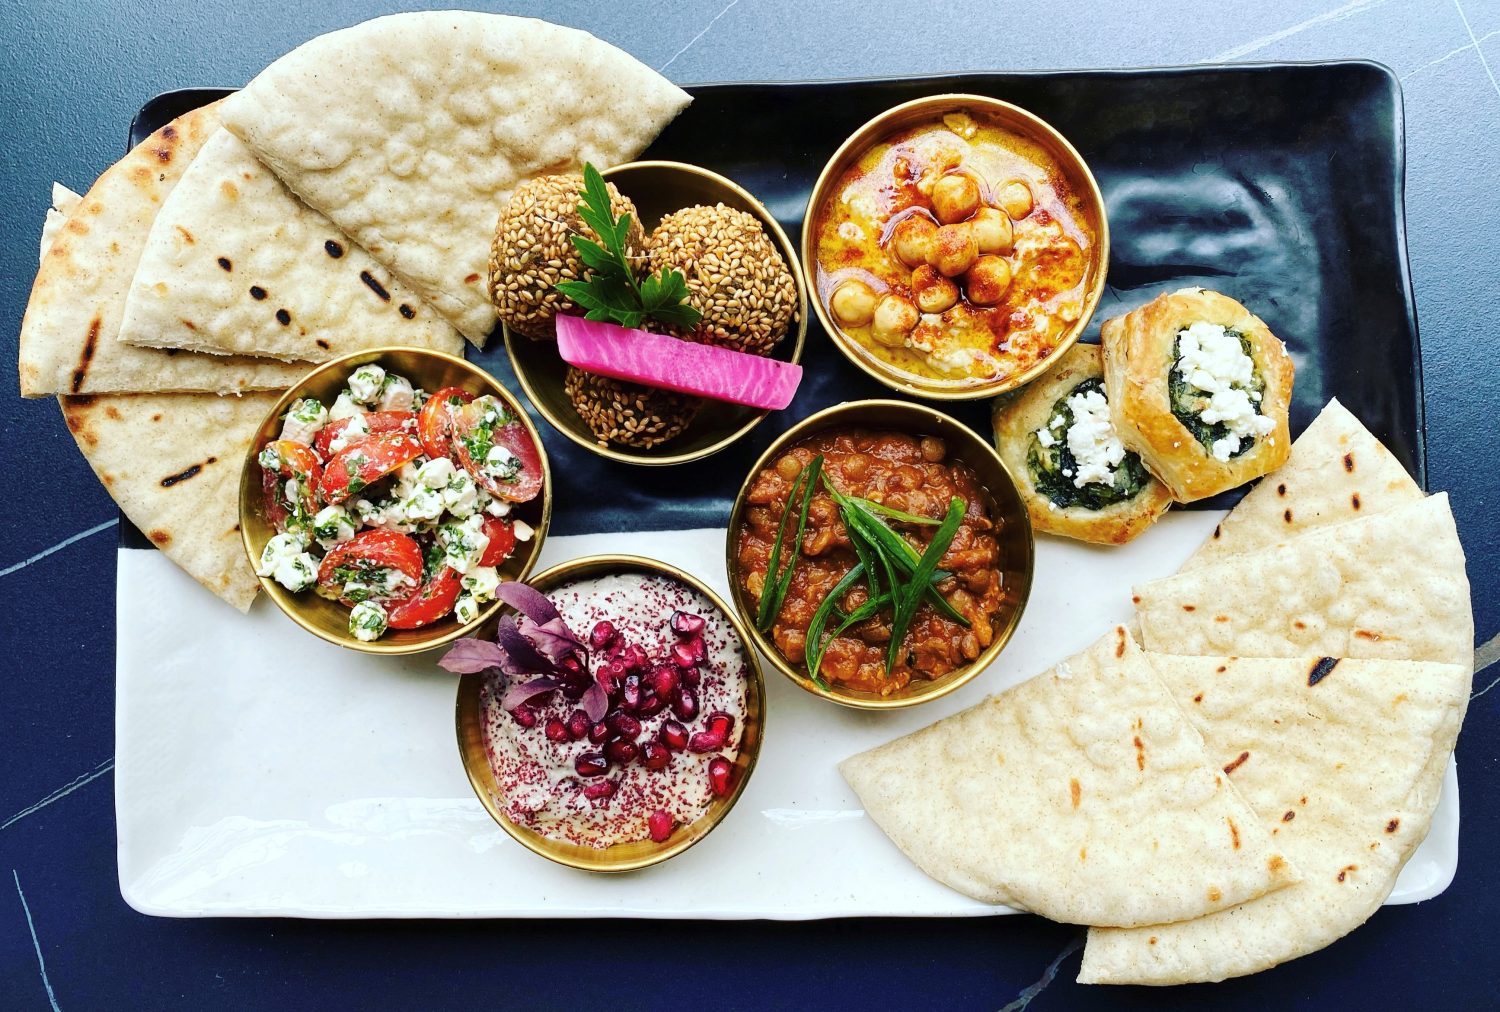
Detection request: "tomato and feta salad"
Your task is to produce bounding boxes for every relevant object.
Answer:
[254,363,544,641]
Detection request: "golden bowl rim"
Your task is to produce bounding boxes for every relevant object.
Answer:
[800,92,1111,402]
[453,553,767,872]
[503,159,809,467]
[724,398,1035,710]
[237,346,553,657]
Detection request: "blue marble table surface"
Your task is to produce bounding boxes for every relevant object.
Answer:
[3,0,1497,1007]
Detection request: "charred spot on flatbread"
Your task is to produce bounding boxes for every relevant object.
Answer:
[1307,657,1339,685]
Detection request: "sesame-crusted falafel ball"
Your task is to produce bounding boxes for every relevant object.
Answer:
[646,204,798,357]
[489,173,647,340]
[564,366,703,449]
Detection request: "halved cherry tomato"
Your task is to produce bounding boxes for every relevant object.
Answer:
[316,529,423,606]
[476,516,517,566]
[417,386,475,460]
[386,566,462,629]
[259,439,323,533]
[313,410,416,459]
[318,431,424,504]
[452,397,544,503]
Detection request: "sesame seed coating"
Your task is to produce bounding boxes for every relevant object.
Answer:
[564,366,703,449]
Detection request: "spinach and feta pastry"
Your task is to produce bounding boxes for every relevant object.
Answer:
[1100,288,1293,502]
[993,343,1173,545]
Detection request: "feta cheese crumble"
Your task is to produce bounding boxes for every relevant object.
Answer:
[437,515,490,574]
[312,505,356,549]
[279,398,327,445]
[377,373,415,412]
[256,532,318,592]
[347,364,387,406]
[1175,322,1275,461]
[349,601,388,641]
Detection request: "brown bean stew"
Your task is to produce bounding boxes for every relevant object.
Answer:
[736,429,1006,695]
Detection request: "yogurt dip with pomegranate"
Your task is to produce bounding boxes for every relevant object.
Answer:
[480,572,749,848]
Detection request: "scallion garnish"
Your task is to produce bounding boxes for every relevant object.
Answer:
[885,497,967,674]
[756,454,824,631]
[802,563,866,689]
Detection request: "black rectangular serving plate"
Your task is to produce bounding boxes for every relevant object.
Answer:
[124,62,1422,547]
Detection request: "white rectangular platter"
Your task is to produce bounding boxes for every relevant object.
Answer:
[115,513,1459,918]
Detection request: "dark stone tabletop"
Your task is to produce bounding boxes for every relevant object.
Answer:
[2,1,1496,1007]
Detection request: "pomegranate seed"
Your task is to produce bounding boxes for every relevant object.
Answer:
[589,620,618,651]
[640,740,671,771]
[621,643,649,673]
[648,664,679,699]
[575,752,609,778]
[686,637,707,664]
[670,611,706,637]
[509,706,537,729]
[637,693,667,719]
[559,674,588,701]
[582,779,616,801]
[620,674,642,712]
[660,720,689,751]
[680,666,701,689]
[544,718,569,743]
[708,756,733,797]
[588,721,611,745]
[606,712,641,741]
[601,658,629,690]
[557,653,585,677]
[688,731,725,754]
[706,711,736,742]
[671,685,699,722]
[566,709,590,741]
[647,809,674,842]
[671,641,696,668]
[605,738,638,766]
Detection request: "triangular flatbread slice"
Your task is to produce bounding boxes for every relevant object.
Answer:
[1081,654,1468,984]
[220,11,692,344]
[18,102,308,397]
[839,627,1299,927]
[60,391,276,610]
[1185,399,1423,569]
[1135,493,1472,671]
[119,128,464,362]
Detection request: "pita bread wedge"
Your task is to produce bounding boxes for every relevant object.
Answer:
[18,102,309,397]
[221,12,692,345]
[1135,493,1472,671]
[59,391,274,611]
[839,627,1299,927]
[1081,654,1468,984]
[1185,399,1423,568]
[119,128,464,362]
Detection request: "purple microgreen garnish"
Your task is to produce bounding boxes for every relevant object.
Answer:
[500,676,562,711]
[581,682,609,723]
[519,615,587,663]
[494,582,564,627]
[494,614,556,675]
[437,637,509,674]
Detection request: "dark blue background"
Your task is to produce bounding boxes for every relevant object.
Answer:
[3,2,1497,1008]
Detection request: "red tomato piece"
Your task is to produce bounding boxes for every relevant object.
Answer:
[386,566,462,629]
[316,529,424,606]
[417,386,475,460]
[452,397,545,503]
[477,516,517,566]
[259,439,323,533]
[318,431,424,505]
[313,410,416,459]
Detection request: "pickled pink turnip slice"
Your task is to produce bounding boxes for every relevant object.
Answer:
[555,315,802,410]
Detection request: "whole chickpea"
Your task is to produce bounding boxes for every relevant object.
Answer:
[889,215,938,268]
[870,293,919,346]
[972,207,1013,254]
[965,255,1013,305]
[931,173,981,224]
[997,180,1034,219]
[911,265,959,315]
[830,279,877,327]
[930,223,979,277]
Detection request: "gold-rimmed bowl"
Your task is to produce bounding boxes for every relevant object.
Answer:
[802,93,1109,401]
[504,160,808,466]
[455,554,766,872]
[726,399,1034,710]
[239,347,552,655]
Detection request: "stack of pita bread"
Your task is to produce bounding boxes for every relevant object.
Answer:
[841,399,1473,984]
[17,12,690,611]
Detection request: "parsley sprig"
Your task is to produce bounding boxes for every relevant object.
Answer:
[554,163,702,331]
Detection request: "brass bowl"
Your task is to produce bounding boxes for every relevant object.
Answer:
[454,554,766,872]
[239,347,552,656]
[504,160,808,466]
[725,399,1034,710]
[801,93,1110,401]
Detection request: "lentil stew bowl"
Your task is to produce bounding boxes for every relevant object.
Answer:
[727,400,1034,709]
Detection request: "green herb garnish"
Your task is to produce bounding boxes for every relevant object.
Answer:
[802,563,866,690]
[884,497,967,673]
[554,163,703,331]
[756,455,824,631]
